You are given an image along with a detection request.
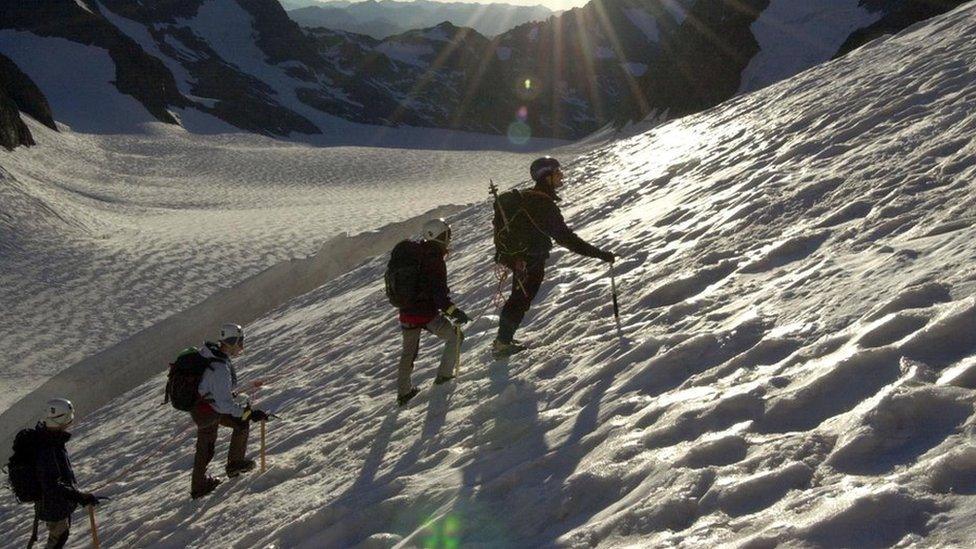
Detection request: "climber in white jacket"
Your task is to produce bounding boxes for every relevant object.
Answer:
[188,323,270,499]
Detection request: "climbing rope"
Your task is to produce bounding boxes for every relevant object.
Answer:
[90,355,307,493]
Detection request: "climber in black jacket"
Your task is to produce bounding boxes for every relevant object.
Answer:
[30,398,106,549]
[492,157,615,358]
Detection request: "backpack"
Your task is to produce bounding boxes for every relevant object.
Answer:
[384,240,428,308]
[493,189,534,263]
[5,427,42,503]
[164,347,215,411]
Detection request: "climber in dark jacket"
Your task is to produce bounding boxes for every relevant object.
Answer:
[395,218,470,406]
[32,398,105,549]
[492,156,615,358]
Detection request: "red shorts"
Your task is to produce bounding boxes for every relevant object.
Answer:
[399,312,436,326]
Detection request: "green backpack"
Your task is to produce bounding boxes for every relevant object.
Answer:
[492,189,534,263]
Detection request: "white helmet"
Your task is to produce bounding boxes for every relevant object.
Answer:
[220,323,244,344]
[43,398,74,428]
[421,218,452,248]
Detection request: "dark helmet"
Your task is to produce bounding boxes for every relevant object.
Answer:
[530,156,560,183]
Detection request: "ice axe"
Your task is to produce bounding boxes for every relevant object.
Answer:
[88,505,101,549]
[609,263,623,339]
[260,420,267,473]
[260,413,282,473]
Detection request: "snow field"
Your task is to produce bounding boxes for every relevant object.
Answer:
[0,14,573,412]
[0,204,465,453]
[3,2,976,547]
[0,115,575,412]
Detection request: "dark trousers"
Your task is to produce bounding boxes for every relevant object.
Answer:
[191,407,249,491]
[40,517,69,549]
[498,259,546,343]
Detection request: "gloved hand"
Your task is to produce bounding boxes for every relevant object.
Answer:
[249,409,270,422]
[445,306,470,324]
[598,249,616,264]
[75,492,108,506]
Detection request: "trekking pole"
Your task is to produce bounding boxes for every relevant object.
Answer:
[87,505,101,549]
[260,420,267,473]
[609,263,623,339]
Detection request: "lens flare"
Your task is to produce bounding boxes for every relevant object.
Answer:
[507,121,531,145]
[515,74,541,101]
[517,106,528,121]
[422,515,462,548]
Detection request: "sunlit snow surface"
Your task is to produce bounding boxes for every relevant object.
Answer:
[0,14,578,414]
[2,4,976,548]
[0,120,574,413]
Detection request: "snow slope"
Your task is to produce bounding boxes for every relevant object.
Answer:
[0,117,578,413]
[0,2,578,415]
[3,3,976,548]
[738,0,882,94]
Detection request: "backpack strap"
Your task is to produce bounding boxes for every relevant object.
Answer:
[521,189,550,199]
[508,190,549,240]
[494,189,549,266]
[198,357,220,403]
[494,189,520,234]
[26,509,39,548]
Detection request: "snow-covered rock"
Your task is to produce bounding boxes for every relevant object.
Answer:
[0,52,54,131]
[0,91,31,150]
[0,39,51,149]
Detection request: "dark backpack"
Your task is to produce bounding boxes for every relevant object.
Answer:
[384,240,428,308]
[493,189,534,263]
[164,347,215,411]
[5,427,42,503]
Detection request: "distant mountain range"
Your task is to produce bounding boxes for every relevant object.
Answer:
[278,0,335,9]
[1,0,971,149]
[287,0,554,38]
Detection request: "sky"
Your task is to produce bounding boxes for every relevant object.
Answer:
[290,0,589,13]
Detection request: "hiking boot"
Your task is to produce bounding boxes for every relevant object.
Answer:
[191,476,222,499]
[433,375,455,385]
[397,387,420,407]
[226,459,256,478]
[492,339,527,359]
